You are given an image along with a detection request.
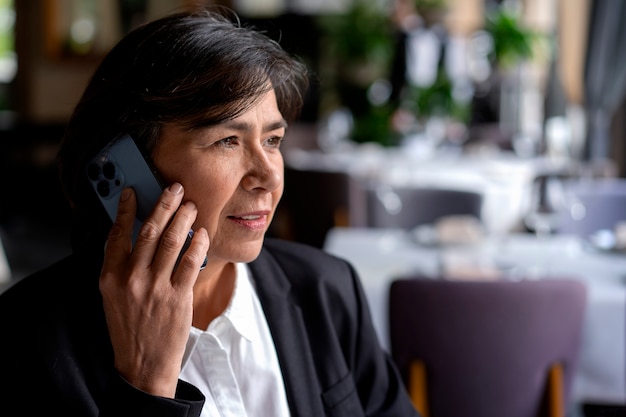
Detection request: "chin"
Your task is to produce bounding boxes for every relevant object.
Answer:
[230,239,265,263]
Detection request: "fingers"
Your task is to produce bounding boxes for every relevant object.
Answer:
[98,182,207,397]
[172,227,209,288]
[131,183,187,271]
[148,200,200,275]
[103,182,208,281]
[102,187,136,277]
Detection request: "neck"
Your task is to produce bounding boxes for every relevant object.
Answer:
[192,261,237,330]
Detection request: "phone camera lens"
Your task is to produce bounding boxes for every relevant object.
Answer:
[96,180,111,197]
[86,163,101,181]
[102,162,116,179]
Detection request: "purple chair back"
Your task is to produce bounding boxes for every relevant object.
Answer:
[389,278,587,417]
[557,178,626,237]
[366,186,483,229]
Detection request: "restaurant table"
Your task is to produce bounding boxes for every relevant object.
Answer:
[323,227,626,410]
[287,145,574,234]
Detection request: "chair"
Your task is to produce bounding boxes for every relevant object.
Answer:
[388,277,587,417]
[275,166,354,248]
[365,185,483,229]
[555,178,626,238]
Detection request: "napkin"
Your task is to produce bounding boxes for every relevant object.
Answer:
[435,215,485,245]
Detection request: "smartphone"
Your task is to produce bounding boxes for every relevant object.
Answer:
[86,133,206,269]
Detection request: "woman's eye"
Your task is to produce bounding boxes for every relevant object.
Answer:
[217,137,237,148]
[266,136,284,148]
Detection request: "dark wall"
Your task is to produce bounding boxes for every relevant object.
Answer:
[242,13,322,123]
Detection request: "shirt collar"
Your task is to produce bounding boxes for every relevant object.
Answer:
[219,262,257,342]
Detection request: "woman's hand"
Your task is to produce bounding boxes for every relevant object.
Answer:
[99,182,209,397]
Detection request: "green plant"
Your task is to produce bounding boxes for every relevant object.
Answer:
[405,69,470,123]
[0,0,13,59]
[485,8,537,69]
[317,0,397,145]
[317,0,394,85]
[414,0,446,10]
[351,103,399,147]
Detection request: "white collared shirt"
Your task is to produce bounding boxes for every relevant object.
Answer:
[179,263,291,417]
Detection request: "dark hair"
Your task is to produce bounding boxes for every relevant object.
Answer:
[57,7,309,248]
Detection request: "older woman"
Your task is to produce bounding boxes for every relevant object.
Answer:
[0,7,419,417]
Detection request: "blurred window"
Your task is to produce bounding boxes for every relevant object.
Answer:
[0,0,15,83]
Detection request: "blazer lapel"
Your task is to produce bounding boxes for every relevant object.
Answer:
[249,249,324,417]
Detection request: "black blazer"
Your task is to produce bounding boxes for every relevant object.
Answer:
[0,237,419,417]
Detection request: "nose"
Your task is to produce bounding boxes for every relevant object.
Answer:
[241,148,283,193]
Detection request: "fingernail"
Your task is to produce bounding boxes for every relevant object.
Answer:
[169,183,183,194]
[120,188,132,201]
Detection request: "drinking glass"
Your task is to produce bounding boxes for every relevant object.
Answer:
[524,175,567,238]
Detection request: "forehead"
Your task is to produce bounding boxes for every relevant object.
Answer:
[220,90,286,126]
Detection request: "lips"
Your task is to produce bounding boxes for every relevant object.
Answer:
[228,209,270,219]
[234,214,262,220]
[227,211,270,230]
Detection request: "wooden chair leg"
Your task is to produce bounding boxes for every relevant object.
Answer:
[407,361,564,417]
[333,206,350,228]
[547,363,565,417]
[409,359,429,417]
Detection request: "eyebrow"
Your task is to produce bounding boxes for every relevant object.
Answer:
[222,119,288,133]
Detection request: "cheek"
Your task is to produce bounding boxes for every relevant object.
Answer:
[156,160,227,208]
[274,181,284,204]
[152,148,185,186]
[183,167,232,201]
[185,171,232,230]
[154,150,214,188]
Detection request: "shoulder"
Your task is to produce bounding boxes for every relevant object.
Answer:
[262,237,333,259]
[253,238,364,309]
[260,237,355,277]
[0,256,73,305]
[0,248,107,366]
[0,249,102,322]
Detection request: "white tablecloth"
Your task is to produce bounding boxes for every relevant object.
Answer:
[323,227,626,407]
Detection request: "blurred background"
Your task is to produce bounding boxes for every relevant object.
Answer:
[0,0,624,277]
[1,2,626,415]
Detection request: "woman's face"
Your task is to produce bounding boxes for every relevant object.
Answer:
[152,89,286,266]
